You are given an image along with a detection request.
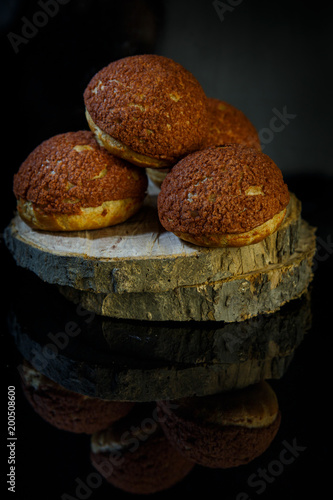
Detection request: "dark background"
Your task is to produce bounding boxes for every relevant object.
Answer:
[1,1,333,499]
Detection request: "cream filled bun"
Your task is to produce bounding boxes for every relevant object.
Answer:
[203,97,261,150]
[13,130,148,231]
[83,54,209,169]
[157,144,290,247]
[147,98,261,190]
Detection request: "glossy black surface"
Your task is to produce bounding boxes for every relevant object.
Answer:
[2,1,333,498]
[2,172,332,499]
[7,268,311,401]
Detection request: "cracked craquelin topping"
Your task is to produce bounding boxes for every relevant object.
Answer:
[157,144,290,235]
[83,54,209,162]
[202,98,261,150]
[13,131,148,214]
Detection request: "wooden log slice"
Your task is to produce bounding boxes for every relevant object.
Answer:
[59,220,316,322]
[4,186,302,295]
[7,272,311,401]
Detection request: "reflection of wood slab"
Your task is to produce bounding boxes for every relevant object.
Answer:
[7,273,311,401]
[5,187,302,295]
[60,219,316,322]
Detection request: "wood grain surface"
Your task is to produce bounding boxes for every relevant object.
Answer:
[5,184,303,294]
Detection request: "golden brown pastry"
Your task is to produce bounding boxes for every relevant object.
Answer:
[146,98,261,189]
[13,130,148,231]
[157,144,290,247]
[83,54,209,169]
[203,97,261,150]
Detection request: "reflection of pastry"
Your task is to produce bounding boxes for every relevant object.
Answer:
[84,54,209,168]
[202,98,261,150]
[19,361,134,434]
[90,404,195,494]
[157,381,281,468]
[157,144,290,247]
[13,131,148,231]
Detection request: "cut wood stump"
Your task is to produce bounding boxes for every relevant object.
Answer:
[5,187,302,295]
[8,268,312,400]
[4,183,316,322]
[59,219,316,322]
